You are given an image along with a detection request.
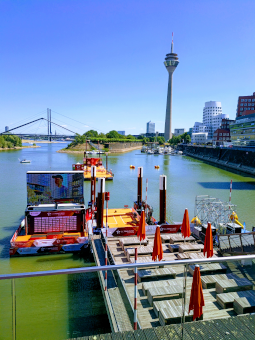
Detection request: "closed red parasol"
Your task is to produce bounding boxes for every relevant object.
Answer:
[203,222,214,258]
[137,210,146,241]
[189,265,204,320]
[152,226,163,261]
[181,208,191,238]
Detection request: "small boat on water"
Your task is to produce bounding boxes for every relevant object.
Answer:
[20,159,31,163]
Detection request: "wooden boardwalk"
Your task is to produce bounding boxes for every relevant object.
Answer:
[106,235,255,329]
[67,314,255,339]
[89,232,255,339]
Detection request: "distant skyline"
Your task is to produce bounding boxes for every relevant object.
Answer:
[1,0,255,136]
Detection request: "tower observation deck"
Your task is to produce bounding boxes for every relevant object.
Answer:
[164,34,179,141]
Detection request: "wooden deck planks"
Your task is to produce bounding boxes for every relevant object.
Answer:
[105,235,255,331]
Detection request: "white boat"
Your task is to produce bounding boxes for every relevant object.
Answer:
[20,159,31,163]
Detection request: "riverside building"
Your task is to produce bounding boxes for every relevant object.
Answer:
[191,101,229,144]
[230,113,255,146]
[236,92,255,118]
[213,119,235,146]
[229,92,255,146]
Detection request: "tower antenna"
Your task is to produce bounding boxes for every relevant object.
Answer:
[164,32,179,141]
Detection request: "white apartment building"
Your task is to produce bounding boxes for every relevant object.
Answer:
[191,132,208,144]
[192,101,229,143]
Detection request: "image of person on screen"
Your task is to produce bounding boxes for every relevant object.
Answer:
[52,175,68,198]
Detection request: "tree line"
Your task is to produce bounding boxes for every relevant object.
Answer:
[68,129,190,148]
[168,132,191,145]
[0,135,22,148]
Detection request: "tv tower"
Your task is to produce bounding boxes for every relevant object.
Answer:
[164,33,179,141]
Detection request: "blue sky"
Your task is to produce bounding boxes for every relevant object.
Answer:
[1,0,255,136]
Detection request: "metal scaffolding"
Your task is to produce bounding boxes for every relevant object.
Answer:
[194,195,237,228]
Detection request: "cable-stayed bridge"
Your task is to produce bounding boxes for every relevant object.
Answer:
[1,109,81,141]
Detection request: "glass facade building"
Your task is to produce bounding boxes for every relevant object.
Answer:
[146,121,155,134]
[230,114,255,146]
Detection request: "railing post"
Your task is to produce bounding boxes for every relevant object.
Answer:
[105,192,110,291]
[181,263,188,340]
[12,279,16,340]
[134,248,138,330]
[145,178,148,219]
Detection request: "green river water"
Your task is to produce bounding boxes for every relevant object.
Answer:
[0,143,255,339]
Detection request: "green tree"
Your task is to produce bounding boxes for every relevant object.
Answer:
[126,134,136,140]
[84,130,98,137]
[106,130,121,138]
[186,135,191,143]
[157,136,165,145]
[0,134,22,148]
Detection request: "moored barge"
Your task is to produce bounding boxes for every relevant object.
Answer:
[10,171,89,256]
[73,153,113,181]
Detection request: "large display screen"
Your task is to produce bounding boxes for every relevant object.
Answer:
[28,210,83,234]
[27,172,84,205]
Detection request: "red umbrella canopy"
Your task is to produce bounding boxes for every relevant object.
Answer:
[181,208,191,238]
[203,222,214,258]
[137,210,146,241]
[189,265,205,320]
[152,226,163,261]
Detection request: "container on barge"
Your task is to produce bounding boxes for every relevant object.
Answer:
[10,170,89,256]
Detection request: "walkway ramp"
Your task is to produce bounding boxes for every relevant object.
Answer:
[91,236,133,333]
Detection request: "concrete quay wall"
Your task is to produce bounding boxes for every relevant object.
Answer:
[104,141,142,153]
[179,145,255,176]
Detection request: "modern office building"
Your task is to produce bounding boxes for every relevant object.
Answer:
[117,131,125,136]
[164,34,179,141]
[230,113,255,146]
[146,121,155,134]
[174,128,185,136]
[5,126,9,132]
[192,101,229,143]
[236,92,255,118]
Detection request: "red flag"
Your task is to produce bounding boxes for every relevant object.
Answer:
[203,222,214,258]
[152,226,163,261]
[181,208,191,238]
[86,210,92,221]
[137,210,146,241]
[189,265,204,320]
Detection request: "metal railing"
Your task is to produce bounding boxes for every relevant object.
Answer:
[1,254,255,280]
[1,254,255,340]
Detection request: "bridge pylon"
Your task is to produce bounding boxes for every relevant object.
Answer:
[47,108,52,141]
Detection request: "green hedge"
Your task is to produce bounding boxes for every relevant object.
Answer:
[67,135,139,148]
